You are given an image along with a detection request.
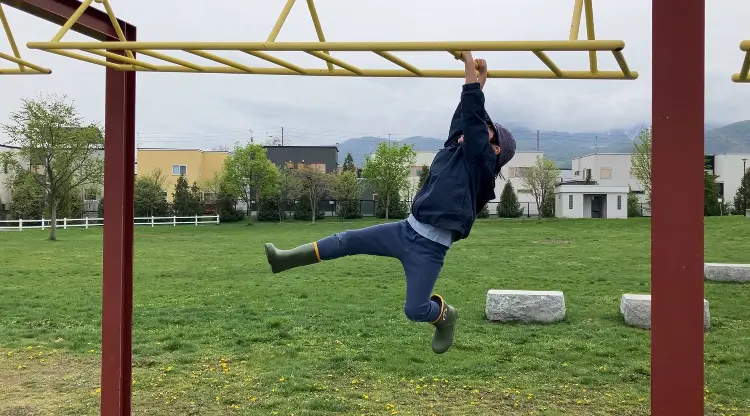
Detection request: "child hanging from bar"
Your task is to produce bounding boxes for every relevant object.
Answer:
[263,51,516,354]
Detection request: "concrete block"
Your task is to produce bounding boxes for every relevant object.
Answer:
[485,290,566,323]
[704,263,750,283]
[620,294,710,330]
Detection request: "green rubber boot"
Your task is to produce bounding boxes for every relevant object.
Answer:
[264,242,320,273]
[430,294,457,354]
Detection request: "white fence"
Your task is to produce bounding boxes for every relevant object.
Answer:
[0,215,220,231]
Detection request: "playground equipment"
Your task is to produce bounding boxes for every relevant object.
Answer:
[732,40,749,82]
[0,0,712,414]
[24,0,638,80]
[0,3,50,74]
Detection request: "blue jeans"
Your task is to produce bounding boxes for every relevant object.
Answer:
[315,220,449,322]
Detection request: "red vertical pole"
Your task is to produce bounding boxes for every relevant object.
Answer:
[101,26,136,416]
[651,1,704,415]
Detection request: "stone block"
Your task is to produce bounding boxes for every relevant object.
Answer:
[485,290,566,323]
[704,263,750,283]
[620,294,710,330]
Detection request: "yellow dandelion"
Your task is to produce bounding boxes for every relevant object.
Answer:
[363,394,369,400]
[527,393,533,400]
[166,366,173,372]
[279,377,285,382]
[470,401,476,406]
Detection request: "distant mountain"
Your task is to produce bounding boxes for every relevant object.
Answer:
[337,121,750,169]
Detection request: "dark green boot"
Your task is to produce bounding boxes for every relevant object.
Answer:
[430,294,457,354]
[264,242,320,273]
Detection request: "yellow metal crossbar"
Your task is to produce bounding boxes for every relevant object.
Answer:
[0,3,50,74]
[731,40,750,83]
[24,0,638,80]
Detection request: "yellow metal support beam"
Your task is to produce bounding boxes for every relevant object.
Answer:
[23,0,638,81]
[731,40,750,83]
[305,0,334,72]
[0,3,51,74]
[29,40,628,52]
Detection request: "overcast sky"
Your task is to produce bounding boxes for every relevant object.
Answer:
[2,0,749,148]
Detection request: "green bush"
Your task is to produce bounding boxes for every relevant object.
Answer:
[257,196,286,222]
[375,190,408,219]
[294,198,325,221]
[627,191,642,217]
[477,204,490,218]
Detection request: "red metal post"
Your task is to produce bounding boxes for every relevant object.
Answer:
[651,0,705,414]
[101,25,136,416]
[1,0,126,41]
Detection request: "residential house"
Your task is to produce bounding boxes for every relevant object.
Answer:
[136,148,228,202]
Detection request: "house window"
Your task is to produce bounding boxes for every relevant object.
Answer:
[309,163,326,172]
[172,164,187,176]
[617,195,622,210]
[568,195,573,209]
[600,167,612,179]
[510,167,528,178]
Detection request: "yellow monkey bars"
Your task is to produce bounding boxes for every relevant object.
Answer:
[731,40,750,83]
[0,3,51,74]
[25,0,638,80]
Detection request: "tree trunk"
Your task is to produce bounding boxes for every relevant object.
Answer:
[278,195,284,223]
[49,196,58,241]
[385,194,390,220]
[310,193,316,224]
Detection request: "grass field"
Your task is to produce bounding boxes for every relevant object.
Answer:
[1,217,749,415]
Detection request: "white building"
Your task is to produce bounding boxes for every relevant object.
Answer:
[706,154,750,208]
[554,184,630,219]
[571,152,644,191]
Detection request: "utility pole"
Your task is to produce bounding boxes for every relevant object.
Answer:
[281,127,284,146]
[536,130,539,151]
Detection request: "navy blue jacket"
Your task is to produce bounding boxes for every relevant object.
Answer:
[410,82,498,241]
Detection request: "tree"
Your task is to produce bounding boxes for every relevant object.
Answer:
[417,164,430,188]
[342,152,357,174]
[477,204,490,218]
[295,165,333,224]
[172,175,202,216]
[332,171,362,220]
[733,167,750,215]
[134,168,169,217]
[273,164,302,222]
[497,180,524,218]
[4,169,45,220]
[199,169,226,217]
[523,156,560,219]
[704,172,722,216]
[223,143,279,218]
[1,94,104,240]
[627,189,642,217]
[361,142,416,220]
[630,127,652,207]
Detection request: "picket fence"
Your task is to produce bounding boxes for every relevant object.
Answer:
[0,215,220,231]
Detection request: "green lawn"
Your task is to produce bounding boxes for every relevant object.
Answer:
[1,217,749,415]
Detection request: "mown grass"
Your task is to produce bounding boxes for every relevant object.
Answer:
[0,216,749,415]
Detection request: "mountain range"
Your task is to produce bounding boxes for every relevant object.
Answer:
[337,120,750,169]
